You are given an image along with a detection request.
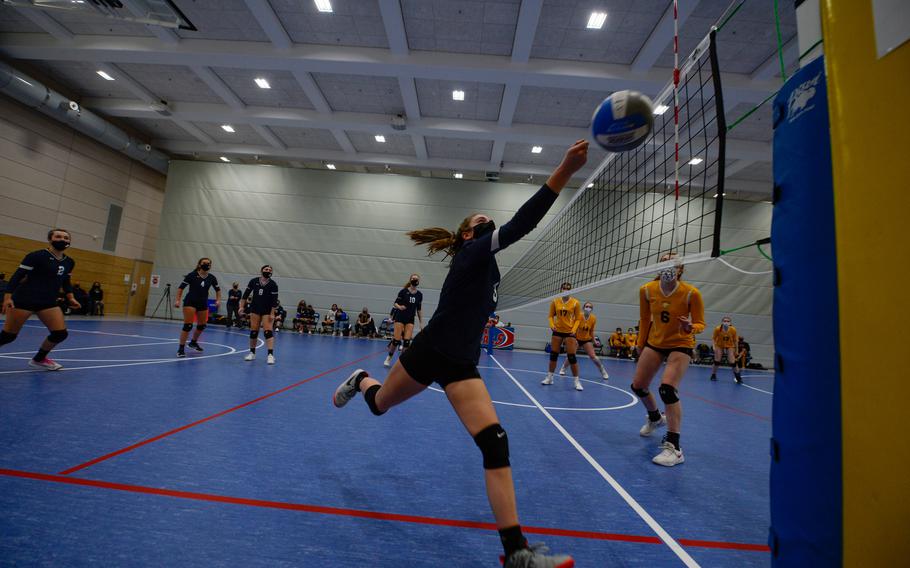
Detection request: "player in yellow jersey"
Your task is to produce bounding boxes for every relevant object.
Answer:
[631,255,705,467]
[608,328,627,357]
[541,282,583,390]
[710,316,742,383]
[558,301,609,380]
[625,327,638,359]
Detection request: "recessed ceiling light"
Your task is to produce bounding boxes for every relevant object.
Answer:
[654,104,669,115]
[586,182,594,188]
[219,156,230,162]
[454,172,463,179]
[221,125,235,133]
[452,90,465,101]
[326,163,336,170]
[375,135,386,143]
[713,192,727,198]
[254,77,271,89]
[531,146,543,154]
[96,70,115,81]
[587,12,607,29]
[688,157,704,165]
[314,0,332,13]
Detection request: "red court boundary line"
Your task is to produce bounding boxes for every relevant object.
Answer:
[0,468,769,552]
[59,350,385,476]
[680,390,771,422]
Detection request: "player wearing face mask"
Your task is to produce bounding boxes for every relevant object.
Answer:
[542,282,583,390]
[630,254,705,467]
[174,257,221,358]
[384,273,424,367]
[0,229,79,371]
[710,317,740,383]
[241,265,279,364]
[558,302,609,380]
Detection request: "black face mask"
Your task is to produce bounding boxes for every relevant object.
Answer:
[200,263,211,271]
[410,279,419,286]
[262,271,272,279]
[472,220,496,239]
[51,240,69,251]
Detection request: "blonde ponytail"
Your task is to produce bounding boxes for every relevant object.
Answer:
[407,213,479,260]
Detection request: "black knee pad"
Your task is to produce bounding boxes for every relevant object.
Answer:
[0,330,18,345]
[263,330,273,339]
[631,384,650,398]
[567,353,577,364]
[250,330,259,339]
[196,324,206,332]
[364,384,386,416]
[474,423,510,469]
[47,329,68,344]
[402,339,411,348]
[182,323,194,332]
[658,384,679,405]
[549,352,559,362]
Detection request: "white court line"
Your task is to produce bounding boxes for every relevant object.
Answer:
[0,324,262,375]
[490,354,701,568]
[0,340,174,356]
[740,383,774,396]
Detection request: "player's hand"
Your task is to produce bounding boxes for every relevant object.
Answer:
[68,298,81,310]
[174,300,181,308]
[2,298,13,314]
[557,139,589,175]
[678,315,693,334]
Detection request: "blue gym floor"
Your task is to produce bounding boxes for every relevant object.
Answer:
[0,319,773,567]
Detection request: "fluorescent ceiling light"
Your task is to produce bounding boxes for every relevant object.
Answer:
[586,182,594,188]
[254,77,271,89]
[221,125,235,133]
[452,90,465,101]
[326,163,336,170]
[375,135,386,143]
[654,104,669,115]
[587,12,607,29]
[219,156,230,162]
[688,157,704,165]
[96,70,115,81]
[713,193,726,198]
[314,0,332,13]
[531,146,543,154]
[454,172,463,179]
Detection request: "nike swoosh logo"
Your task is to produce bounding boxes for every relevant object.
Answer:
[497,432,505,438]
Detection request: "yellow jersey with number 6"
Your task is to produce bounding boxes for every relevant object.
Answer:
[713,325,738,349]
[637,280,705,349]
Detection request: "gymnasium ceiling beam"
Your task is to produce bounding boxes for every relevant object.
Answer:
[631,0,702,72]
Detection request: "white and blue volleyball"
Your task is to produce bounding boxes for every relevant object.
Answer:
[591,90,655,152]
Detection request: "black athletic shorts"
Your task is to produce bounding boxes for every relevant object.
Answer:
[393,314,416,326]
[184,300,209,312]
[576,338,593,346]
[552,331,575,339]
[11,299,59,313]
[399,332,480,388]
[248,305,274,316]
[645,343,693,358]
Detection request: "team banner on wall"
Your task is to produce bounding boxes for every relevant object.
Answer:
[482,327,515,350]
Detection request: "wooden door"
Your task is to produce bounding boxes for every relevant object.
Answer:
[127,260,154,317]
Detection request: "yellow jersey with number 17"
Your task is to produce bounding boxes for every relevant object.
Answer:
[637,280,705,349]
[549,297,582,334]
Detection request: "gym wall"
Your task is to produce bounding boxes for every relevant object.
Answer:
[151,160,773,365]
[0,96,165,263]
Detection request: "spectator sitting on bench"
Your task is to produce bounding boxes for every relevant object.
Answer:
[322,304,337,334]
[333,306,350,336]
[354,308,376,338]
[273,300,287,332]
[609,327,627,357]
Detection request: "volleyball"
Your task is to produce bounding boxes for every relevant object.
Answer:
[591,90,655,152]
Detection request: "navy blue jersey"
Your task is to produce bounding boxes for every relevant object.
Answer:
[227,289,242,305]
[393,288,423,322]
[423,184,558,363]
[179,271,220,303]
[6,249,75,304]
[242,277,279,311]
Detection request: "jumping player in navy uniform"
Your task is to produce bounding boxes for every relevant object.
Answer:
[383,273,424,367]
[332,140,588,568]
[0,229,80,371]
[240,265,278,365]
[174,257,221,358]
